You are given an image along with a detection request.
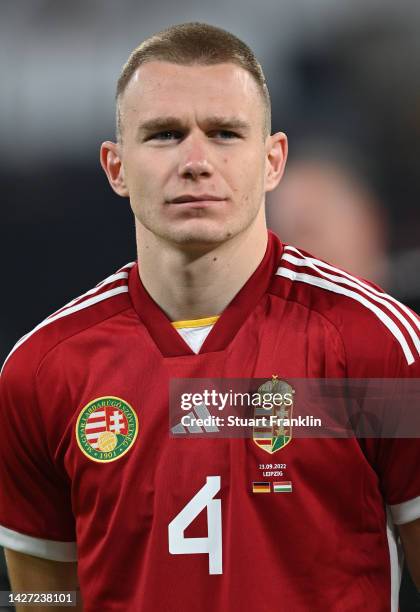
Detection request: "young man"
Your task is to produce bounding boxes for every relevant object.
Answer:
[0,23,419,612]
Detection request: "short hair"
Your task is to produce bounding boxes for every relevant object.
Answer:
[116,22,271,140]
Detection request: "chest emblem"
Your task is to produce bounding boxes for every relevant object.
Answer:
[253,378,294,454]
[76,396,138,462]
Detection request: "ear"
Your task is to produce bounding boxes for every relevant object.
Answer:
[100,141,129,197]
[264,132,288,193]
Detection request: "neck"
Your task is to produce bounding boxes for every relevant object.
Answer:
[136,214,268,322]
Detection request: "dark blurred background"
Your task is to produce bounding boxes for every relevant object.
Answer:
[1,1,419,609]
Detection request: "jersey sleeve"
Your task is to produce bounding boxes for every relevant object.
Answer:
[349,315,420,526]
[0,347,77,561]
[374,362,420,526]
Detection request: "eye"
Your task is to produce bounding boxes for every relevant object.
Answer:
[149,130,183,141]
[210,130,240,139]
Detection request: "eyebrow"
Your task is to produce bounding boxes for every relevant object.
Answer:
[136,115,251,139]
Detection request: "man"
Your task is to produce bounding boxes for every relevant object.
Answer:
[0,22,419,612]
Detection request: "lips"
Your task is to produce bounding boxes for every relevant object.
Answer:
[169,195,225,204]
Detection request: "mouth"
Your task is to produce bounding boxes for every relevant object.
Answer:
[168,195,226,204]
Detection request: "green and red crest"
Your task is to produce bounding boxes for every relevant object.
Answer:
[253,378,294,454]
[76,396,138,463]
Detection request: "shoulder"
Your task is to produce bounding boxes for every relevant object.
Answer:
[1,262,135,383]
[271,244,419,373]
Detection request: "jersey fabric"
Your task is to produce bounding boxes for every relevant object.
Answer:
[0,231,419,612]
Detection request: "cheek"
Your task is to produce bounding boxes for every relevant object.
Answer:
[126,151,175,196]
[234,156,265,196]
[224,153,254,187]
[124,157,157,197]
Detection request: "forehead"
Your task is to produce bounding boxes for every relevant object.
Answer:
[120,61,264,128]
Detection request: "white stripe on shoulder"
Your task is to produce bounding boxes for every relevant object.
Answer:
[47,261,135,319]
[282,249,420,357]
[284,246,420,333]
[0,524,77,562]
[1,266,133,373]
[47,271,128,319]
[389,495,420,525]
[277,267,415,365]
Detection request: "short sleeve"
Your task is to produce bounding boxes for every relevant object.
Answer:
[0,349,76,561]
[374,438,420,525]
[359,328,420,526]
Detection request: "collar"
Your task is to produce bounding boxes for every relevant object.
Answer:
[128,230,283,357]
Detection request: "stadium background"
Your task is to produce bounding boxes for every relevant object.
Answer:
[1,1,419,609]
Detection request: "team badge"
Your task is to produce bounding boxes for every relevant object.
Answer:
[76,396,138,463]
[253,377,294,454]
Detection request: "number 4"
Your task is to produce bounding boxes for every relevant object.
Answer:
[168,475,222,575]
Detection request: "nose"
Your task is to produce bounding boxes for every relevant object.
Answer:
[178,136,213,180]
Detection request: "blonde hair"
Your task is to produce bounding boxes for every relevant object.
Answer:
[116,22,271,140]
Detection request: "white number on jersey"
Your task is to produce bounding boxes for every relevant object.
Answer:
[168,475,222,575]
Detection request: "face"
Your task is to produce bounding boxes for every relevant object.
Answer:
[102,61,287,248]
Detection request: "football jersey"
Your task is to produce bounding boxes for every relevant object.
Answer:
[0,231,419,612]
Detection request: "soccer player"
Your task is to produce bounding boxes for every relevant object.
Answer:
[0,23,419,612]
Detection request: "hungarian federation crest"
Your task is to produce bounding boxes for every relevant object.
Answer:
[76,396,138,463]
[253,378,294,454]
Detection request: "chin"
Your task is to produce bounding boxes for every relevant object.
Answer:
[169,231,229,249]
[157,219,242,247]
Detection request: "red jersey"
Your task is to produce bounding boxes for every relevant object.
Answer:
[0,231,419,611]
